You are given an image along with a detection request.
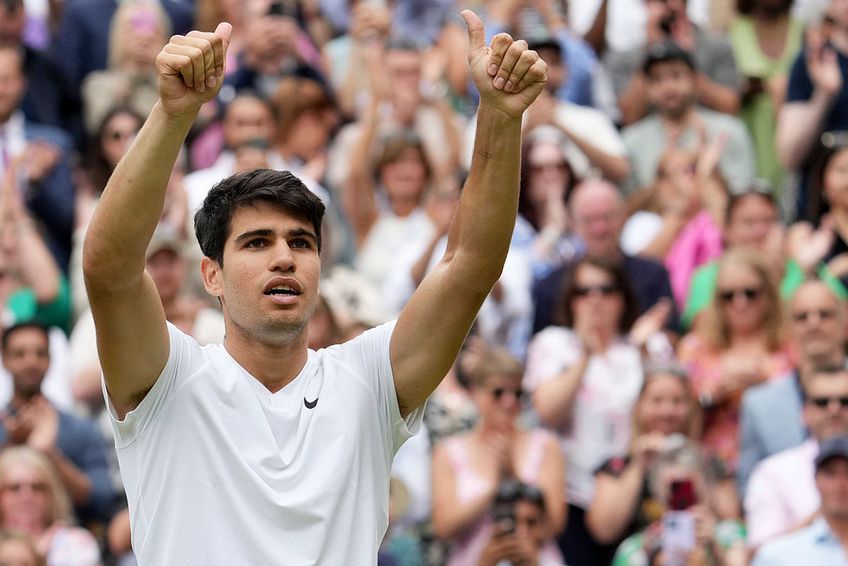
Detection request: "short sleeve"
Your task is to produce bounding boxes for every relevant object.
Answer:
[785,49,813,103]
[102,322,208,447]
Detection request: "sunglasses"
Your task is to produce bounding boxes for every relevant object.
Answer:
[489,387,525,402]
[529,161,567,174]
[808,396,848,409]
[106,129,137,142]
[573,284,619,298]
[718,287,761,303]
[792,309,837,323]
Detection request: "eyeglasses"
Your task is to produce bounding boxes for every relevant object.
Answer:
[573,284,619,298]
[792,309,838,323]
[2,481,48,494]
[808,396,848,409]
[489,387,525,402]
[718,287,761,303]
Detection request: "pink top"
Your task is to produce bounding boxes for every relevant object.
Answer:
[444,429,563,566]
[678,334,794,469]
[664,211,723,309]
[745,439,820,548]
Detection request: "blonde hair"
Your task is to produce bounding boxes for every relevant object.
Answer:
[700,249,785,351]
[107,0,171,69]
[630,364,702,447]
[468,347,523,389]
[0,447,73,528]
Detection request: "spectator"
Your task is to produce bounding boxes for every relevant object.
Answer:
[0,46,76,270]
[729,0,804,191]
[745,365,848,550]
[621,41,755,195]
[776,0,848,220]
[80,0,170,135]
[739,279,848,493]
[587,365,729,545]
[607,0,741,126]
[524,256,667,565]
[611,440,747,566]
[0,446,101,565]
[532,179,678,335]
[751,435,848,565]
[478,480,565,566]
[678,249,793,470]
[0,324,113,523]
[431,347,565,565]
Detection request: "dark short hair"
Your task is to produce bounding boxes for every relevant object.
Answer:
[194,169,325,266]
[1,323,49,351]
[556,256,640,333]
[801,364,848,402]
[642,41,696,75]
[725,179,776,225]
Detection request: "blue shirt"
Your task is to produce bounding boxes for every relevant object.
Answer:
[752,517,848,566]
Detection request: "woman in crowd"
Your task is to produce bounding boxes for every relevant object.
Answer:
[431,347,565,566]
[678,249,793,470]
[80,0,169,134]
[0,448,101,566]
[515,128,580,281]
[523,256,664,565]
[612,440,747,566]
[587,365,741,546]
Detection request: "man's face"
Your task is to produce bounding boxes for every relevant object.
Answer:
[804,374,848,442]
[536,46,566,92]
[146,248,185,304]
[223,97,276,150]
[816,458,848,520]
[790,282,847,363]
[201,202,321,346]
[569,184,625,259]
[0,50,25,123]
[1,328,49,399]
[385,48,422,97]
[646,61,695,119]
[0,5,25,47]
[724,194,778,250]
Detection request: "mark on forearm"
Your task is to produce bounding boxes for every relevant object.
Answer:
[477,148,494,159]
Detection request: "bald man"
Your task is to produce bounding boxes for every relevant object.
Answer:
[532,179,678,333]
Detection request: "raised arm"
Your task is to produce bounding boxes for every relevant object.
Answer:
[389,11,546,417]
[82,24,230,418]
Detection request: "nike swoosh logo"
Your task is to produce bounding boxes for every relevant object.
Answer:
[304,397,318,409]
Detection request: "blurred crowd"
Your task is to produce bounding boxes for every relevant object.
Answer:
[2,0,848,563]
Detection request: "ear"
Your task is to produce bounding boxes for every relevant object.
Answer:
[200,256,223,298]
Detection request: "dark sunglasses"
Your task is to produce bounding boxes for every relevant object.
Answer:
[793,309,837,323]
[489,387,525,402]
[106,129,137,141]
[529,161,568,174]
[809,396,848,408]
[718,287,761,303]
[573,284,619,298]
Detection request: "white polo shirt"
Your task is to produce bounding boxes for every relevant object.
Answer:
[104,321,422,565]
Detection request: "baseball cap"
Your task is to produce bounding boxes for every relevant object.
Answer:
[815,436,848,470]
[145,224,184,260]
[642,41,696,74]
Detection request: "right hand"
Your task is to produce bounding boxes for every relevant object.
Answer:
[806,27,843,96]
[156,22,231,119]
[632,432,667,469]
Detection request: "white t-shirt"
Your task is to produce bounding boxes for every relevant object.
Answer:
[104,321,423,565]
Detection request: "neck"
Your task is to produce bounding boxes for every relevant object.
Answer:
[10,390,37,410]
[661,107,695,127]
[754,9,788,24]
[729,329,767,347]
[389,194,419,217]
[224,327,309,393]
[832,207,848,230]
[832,29,848,53]
[827,514,848,544]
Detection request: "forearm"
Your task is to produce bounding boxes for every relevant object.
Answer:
[697,74,740,115]
[444,103,521,290]
[44,448,91,506]
[533,354,589,426]
[638,214,687,259]
[83,103,193,283]
[777,93,836,170]
[560,123,629,181]
[15,220,61,303]
[586,466,646,542]
[433,488,497,539]
[618,75,650,126]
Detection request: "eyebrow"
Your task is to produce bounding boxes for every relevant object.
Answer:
[233,228,318,246]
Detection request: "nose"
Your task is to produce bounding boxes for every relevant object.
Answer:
[269,242,295,273]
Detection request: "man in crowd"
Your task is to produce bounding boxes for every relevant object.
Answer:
[0,323,113,522]
[745,366,848,548]
[739,279,848,492]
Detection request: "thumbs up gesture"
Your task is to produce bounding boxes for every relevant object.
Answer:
[155,22,232,119]
[462,10,547,118]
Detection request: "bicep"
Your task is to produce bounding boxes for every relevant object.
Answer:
[391,260,489,417]
[87,270,169,418]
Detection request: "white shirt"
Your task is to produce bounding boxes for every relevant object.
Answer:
[745,439,820,549]
[105,321,423,565]
[523,327,643,508]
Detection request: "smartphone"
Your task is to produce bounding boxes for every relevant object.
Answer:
[491,498,516,536]
[662,479,697,566]
[267,0,299,19]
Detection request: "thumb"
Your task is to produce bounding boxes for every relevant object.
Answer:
[462,9,486,53]
[214,21,233,74]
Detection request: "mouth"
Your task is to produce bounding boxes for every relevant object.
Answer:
[263,278,302,297]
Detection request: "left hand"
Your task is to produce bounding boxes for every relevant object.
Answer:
[25,397,59,454]
[463,10,547,118]
[629,298,672,348]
